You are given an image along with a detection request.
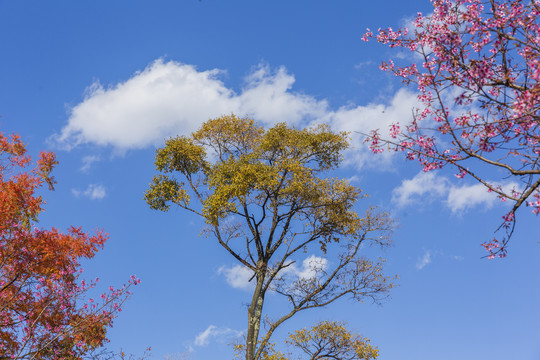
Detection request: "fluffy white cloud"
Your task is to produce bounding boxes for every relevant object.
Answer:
[290,255,328,280]
[392,172,520,214]
[54,59,417,167]
[55,60,237,152]
[416,250,432,270]
[194,325,242,347]
[446,183,496,213]
[237,65,328,125]
[325,88,419,169]
[72,184,107,200]
[217,264,254,290]
[392,172,448,207]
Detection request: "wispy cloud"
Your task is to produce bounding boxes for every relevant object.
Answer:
[416,250,432,270]
[53,59,417,168]
[72,184,107,200]
[353,60,374,69]
[80,155,101,172]
[194,325,242,347]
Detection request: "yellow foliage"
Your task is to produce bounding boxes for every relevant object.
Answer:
[233,339,289,360]
[144,175,189,211]
[287,321,379,360]
[144,114,365,247]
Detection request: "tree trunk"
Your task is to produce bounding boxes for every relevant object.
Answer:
[245,271,266,360]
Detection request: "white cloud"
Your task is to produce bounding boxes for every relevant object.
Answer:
[72,184,107,200]
[325,88,419,169]
[218,255,328,290]
[392,172,520,214]
[294,255,328,280]
[194,325,242,347]
[53,60,323,152]
[194,325,216,347]
[392,172,448,207]
[217,264,254,290]
[416,250,432,270]
[85,184,107,199]
[53,59,417,168]
[446,181,520,214]
[80,155,101,172]
[238,65,328,126]
[54,60,236,152]
[446,183,496,213]
[273,255,328,283]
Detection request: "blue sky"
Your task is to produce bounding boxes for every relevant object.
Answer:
[1,0,539,359]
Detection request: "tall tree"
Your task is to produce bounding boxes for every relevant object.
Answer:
[0,131,139,359]
[145,115,394,360]
[363,0,540,257]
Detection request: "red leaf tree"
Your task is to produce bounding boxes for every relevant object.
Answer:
[363,0,540,257]
[0,132,139,359]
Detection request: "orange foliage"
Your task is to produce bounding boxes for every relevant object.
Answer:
[0,131,137,359]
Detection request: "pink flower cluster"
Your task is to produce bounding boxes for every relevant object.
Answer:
[363,0,540,256]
